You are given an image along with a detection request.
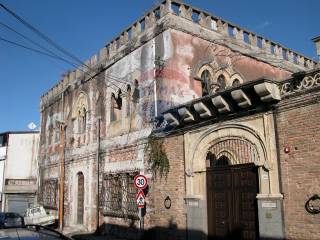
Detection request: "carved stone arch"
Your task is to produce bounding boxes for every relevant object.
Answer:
[230,72,245,86]
[72,92,89,119]
[215,149,237,164]
[213,68,231,83]
[197,64,215,79]
[192,58,219,79]
[190,124,269,174]
[206,136,260,167]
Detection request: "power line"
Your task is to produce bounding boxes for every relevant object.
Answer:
[0,3,90,70]
[0,3,151,97]
[0,21,79,68]
[0,36,81,65]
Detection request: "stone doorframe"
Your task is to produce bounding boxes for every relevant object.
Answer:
[184,114,284,239]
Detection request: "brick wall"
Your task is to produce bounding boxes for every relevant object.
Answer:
[276,92,320,240]
[146,134,187,240]
[102,134,187,240]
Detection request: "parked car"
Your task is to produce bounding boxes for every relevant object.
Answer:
[24,206,57,226]
[0,212,25,229]
[0,224,73,239]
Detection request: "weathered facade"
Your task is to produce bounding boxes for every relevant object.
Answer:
[39,0,318,239]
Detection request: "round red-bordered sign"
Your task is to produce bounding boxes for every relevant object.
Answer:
[134,174,148,189]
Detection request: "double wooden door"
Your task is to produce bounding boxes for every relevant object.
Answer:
[207,164,259,240]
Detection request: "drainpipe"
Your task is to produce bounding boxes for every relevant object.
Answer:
[58,122,66,231]
[96,117,101,233]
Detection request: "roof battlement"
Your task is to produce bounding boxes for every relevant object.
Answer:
[40,0,317,110]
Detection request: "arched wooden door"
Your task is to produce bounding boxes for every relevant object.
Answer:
[206,139,259,240]
[77,172,84,225]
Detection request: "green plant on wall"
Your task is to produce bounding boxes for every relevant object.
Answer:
[145,135,170,178]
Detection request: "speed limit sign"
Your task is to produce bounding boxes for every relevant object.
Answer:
[134,174,148,189]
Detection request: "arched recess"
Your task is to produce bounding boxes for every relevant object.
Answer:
[205,137,259,168]
[72,92,89,119]
[72,92,89,136]
[230,72,245,87]
[189,124,269,174]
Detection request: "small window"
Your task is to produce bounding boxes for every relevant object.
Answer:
[0,134,8,147]
[126,85,132,117]
[111,91,122,122]
[232,79,241,87]
[201,70,211,96]
[132,80,140,103]
[216,75,226,92]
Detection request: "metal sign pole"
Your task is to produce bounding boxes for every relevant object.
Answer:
[139,208,144,238]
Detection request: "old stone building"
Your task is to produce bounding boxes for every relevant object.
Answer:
[38,0,319,239]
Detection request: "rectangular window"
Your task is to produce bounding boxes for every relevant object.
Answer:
[0,134,7,147]
[41,179,58,210]
[100,173,138,219]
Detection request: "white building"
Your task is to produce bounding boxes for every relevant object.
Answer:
[0,131,39,214]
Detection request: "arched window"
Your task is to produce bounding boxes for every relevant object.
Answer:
[201,69,211,96]
[77,107,86,134]
[216,74,226,92]
[110,90,122,122]
[232,79,241,87]
[132,79,140,103]
[72,93,89,135]
[126,85,132,117]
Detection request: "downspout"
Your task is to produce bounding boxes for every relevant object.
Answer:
[96,117,101,232]
[272,107,286,238]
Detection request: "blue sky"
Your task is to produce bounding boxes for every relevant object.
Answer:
[0,0,319,132]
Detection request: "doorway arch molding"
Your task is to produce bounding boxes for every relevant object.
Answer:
[188,123,270,174]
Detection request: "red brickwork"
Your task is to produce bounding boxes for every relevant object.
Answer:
[276,92,320,240]
[146,135,187,239]
[102,135,186,240]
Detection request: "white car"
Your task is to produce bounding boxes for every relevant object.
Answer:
[24,206,57,226]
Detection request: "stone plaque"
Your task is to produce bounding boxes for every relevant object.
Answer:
[261,201,277,208]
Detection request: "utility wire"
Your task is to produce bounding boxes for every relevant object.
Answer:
[0,36,82,65]
[0,21,79,68]
[0,3,148,96]
[0,3,90,70]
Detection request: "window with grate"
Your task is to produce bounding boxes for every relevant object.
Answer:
[100,173,138,219]
[41,179,58,210]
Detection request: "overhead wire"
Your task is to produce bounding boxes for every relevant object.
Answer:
[0,21,79,68]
